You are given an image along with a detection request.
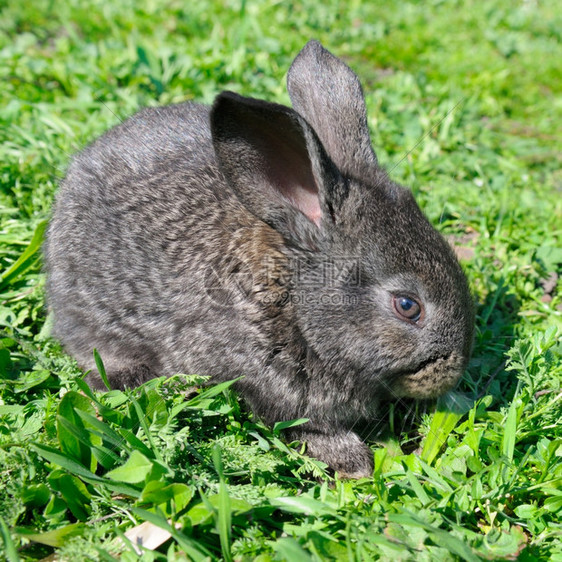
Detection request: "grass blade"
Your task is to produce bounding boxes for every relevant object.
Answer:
[14,523,86,548]
[129,393,162,461]
[213,445,233,562]
[31,443,141,498]
[0,220,47,288]
[73,409,129,454]
[93,349,112,391]
[502,397,520,463]
[421,392,473,465]
[273,418,310,433]
[388,513,480,562]
[0,516,20,562]
[184,377,241,407]
[131,507,211,561]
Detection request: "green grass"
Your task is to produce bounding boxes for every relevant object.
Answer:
[1,0,561,559]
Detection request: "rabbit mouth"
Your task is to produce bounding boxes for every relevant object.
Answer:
[392,352,465,399]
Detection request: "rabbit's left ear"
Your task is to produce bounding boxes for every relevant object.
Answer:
[287,40,377,177]
[210,91,347,246]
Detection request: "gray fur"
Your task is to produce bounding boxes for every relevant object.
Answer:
[44,41,474,478]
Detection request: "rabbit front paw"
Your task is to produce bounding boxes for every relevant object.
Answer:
[292,429,374,479]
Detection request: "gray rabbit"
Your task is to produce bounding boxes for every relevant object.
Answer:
[45,40,474,478]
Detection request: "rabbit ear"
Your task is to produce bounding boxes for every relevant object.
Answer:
[287,40,377,177]
[211,91,346,246]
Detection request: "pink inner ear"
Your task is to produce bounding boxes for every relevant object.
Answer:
[239,107,324,227]
[265,138,323,227]
[286,183,322,225]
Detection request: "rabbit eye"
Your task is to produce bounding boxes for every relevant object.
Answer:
[392,295,422,322]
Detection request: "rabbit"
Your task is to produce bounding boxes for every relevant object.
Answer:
[44,40,474,478]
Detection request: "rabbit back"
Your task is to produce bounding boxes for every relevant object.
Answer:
[46,102,302,401]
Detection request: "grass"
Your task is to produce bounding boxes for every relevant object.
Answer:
[0,0,561,559]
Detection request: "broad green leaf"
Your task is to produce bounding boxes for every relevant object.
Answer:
[513,503,540,519]
[139,481,193,513]
[0,405,24,415]
[421,391,474,465]
[13,370,51,393]
[117,428,155,459]
[535,245,562,269]
[207,494,252,514]
[405,470,430,506]
[185,494,252,527]
[185,502,214,526]
[59,411,122,469]
[48,472,92,521]
[387,513,480,562]
[31,443,141,498]
[32,442,102,482]
[105,450,153,483]
[57,415,102,452]
[90,441,122,470]
[248,431,270,451]
[269,495,335,516]
[44,495,67,523]
[0,348,12,377]
[144,387,169,426]
[543,496,562,513]
[57,391,100,472]
[270,538,314,562]
[21,484,50,507]
[418,458,454,493]
[100,389,130,410]
[74,409,130,458]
